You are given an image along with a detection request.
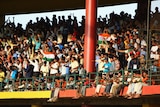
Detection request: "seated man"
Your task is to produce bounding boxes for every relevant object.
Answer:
[47,76,66,102]
[93,74,106,97]
[72,76,91,99]
[66,76,75,89]
[124,71,143,99]
[108,76,121,98]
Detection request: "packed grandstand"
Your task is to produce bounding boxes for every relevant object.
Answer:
[0,6,159,102]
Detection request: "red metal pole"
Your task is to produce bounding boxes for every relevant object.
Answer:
[84,0,97,73]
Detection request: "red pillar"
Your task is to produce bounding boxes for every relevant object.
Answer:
[84,0,97,73]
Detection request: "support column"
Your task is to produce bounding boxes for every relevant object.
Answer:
[31,104,42,107]
[136,0,148,24]
[84,0,97,73]
[0,14,5,28]
[146,0,151,69]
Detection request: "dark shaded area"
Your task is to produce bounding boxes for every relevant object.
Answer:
[5,105,142,107]
[0,95,160,106]
[0,0,138,15]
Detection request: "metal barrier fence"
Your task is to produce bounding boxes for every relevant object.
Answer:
[0,67,160,92]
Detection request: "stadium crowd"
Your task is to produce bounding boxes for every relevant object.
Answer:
[0,7,160,102]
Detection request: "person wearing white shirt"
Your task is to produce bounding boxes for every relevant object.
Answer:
[150,40,159,60]
[29,59,40,77]
[13,60,22,73]
[69,57,79,74]
[40,61,49,77]
[50,58,59,76]
[13,59,22,79]
[95,57,105,72]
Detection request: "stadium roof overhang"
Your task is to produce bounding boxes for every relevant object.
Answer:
[0,0,137,15]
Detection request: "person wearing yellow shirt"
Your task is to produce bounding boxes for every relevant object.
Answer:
[7,40,17,50]
[0,68,5,90]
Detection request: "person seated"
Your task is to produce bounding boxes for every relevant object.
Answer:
[124,71,143,99]
[101,73,113,97]
[93,74,106,97]
[107,76,121,98]
[47,76,66,102]
[66,76,75,89]
[72,76,84,99]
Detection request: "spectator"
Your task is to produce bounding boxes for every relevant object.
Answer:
[40,61,49,77]
[24,60,34,78]
[0,67,5,90]
[29,59,40,77]
[69,57,79,74]
[13,59,22,79]
[10,66,18,82]
[102,58,112,74]
[66,76,75,89]
[102,74,113,97]
[95,56,105,72]
[108,76,121,98]
[47,76,66,102]
[59,57,70,80]
[50,57,59,76]
[118,37,125,69]
[150,40,159,60]
[72,76,84,99]
[93,74,106,97]
[128,54,140,70]
[124,71,143,99]
[0,9,159,98]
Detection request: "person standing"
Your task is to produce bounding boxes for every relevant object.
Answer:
[50,57,59,76]
[29,59,40,77]
[118,37,125,69]
[69,57,79,74]
[0,67,5,90]
[40,61,49,77]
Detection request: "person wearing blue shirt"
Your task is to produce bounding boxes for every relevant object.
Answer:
[33,34,41,52]
[10,66,18,81]
[103,58,112,73]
